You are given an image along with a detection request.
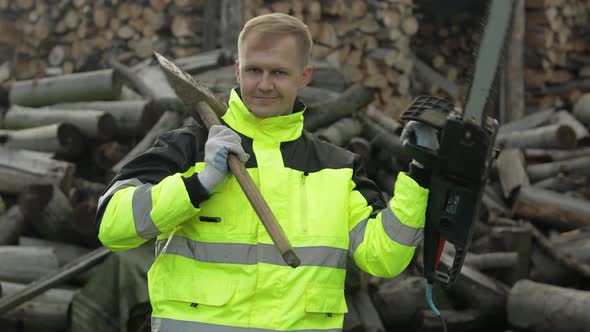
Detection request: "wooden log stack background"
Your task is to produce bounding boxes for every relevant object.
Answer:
[0,0,589,331]
[0,0,221,80]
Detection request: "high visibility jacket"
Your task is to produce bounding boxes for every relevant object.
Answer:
[97,89,429,332]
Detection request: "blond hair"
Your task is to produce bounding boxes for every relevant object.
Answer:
[238,13,313,67]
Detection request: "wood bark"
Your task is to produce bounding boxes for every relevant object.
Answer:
[0,147,76,194]
[0,205,25,246]
[524,147,590,162]
[4,106,117,141]
[0,123,84,156]
[496,123,577,149]
[573,93,590,126]
[512,186,590,229]
[304,83,374,131]
[18,185,78,244]
[315,117,362,147]
[357,112,410,163]
[533,174,589,192]
[496,148,529,198]
[19,237,92,267]
[297,86,340,105]
[526,155,590,181]
[496,108,554,137]
[412,54,460,101]
[9,69,123,107]
[507,279,590,332]
[0,246,59,283]
[551,110,590,144]
[463,252,518,270]
[49,100,161,137]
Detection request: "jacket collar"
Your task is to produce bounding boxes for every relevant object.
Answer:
[222,89,305,143]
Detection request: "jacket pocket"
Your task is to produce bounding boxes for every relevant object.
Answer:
[304,284,348,314]
[163,275,238,307]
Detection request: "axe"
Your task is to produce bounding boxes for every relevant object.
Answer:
[154,52,300,268]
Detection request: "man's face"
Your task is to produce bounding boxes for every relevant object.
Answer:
[235,34,312,119]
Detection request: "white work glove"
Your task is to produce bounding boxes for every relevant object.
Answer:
[197,125,249,193]
[400,121,439,150]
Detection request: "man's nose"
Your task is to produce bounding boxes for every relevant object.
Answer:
[258,72,273,91]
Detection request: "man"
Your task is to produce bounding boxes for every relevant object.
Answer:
[97,13,434,332]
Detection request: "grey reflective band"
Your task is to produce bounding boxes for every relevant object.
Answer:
[132,183,161,239]
[152,317,343,332]
[97,178,143,212]
[157,236,347,269]
[382,207,423,247]
[348,218,368,256]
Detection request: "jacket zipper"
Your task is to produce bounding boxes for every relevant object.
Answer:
[300,172,308,233]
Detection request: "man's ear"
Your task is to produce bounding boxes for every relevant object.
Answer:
[299,65,313,90]
[234,61,240,84]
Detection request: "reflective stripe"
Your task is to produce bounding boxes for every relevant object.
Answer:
[97,178,143,211]
[382,207,423,247]
[132,183,161,239]
[348,218,368,256]
[158,236,347,269]
[152,317,343,332]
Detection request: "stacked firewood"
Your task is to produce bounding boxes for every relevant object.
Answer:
[525,0,590,109]
[0,0,219,80]
[245,0,418,119]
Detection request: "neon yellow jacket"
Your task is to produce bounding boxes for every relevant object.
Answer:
[97,90,428,331]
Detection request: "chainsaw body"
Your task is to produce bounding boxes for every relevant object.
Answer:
[402,95,498,287]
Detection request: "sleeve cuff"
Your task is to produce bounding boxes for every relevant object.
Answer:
[407,162,431,188]
[182,173,211,208]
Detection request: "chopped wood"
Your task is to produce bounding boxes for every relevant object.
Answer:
[315,117,362,147]
[4,106,117,141]
[0,205,25,246]
[0,123,84,156]
[9,69,123,107]
[0,246,59,283]
[496,123,577,149]
[573,93,590,126]
[496,148,529,198]
[0,147,75,194]
[526,155,590,181]
[508,279,590,332]
[512,186,590,229]
[524,147,590,161]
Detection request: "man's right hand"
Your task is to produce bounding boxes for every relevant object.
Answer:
[197,125,249,193]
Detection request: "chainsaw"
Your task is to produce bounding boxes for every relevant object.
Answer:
[400,0,514,328]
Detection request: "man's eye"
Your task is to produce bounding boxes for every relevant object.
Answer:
[247,68,261,73]
[274,71,287,76]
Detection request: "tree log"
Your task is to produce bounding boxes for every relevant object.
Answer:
[364,105,402,134]
[533,174,589,192]
[0,147,76,194]
[18,185,77,244]
[173,48,233,75]
[304,83,374,131]
[512,186,590,229]
[4,106,117,141]
[526,155,590,182]
[0,123,84,156]
[497,107,554,137]
[48,100,161,137]
[0,205,25,246]
[496,148,529,198]
[19,237,92,267]
[419,309,482,332]
[315,117,362,147]
[357,112,410,163]
[507,279,590,332]
[496,123,577,149]
[297,86,340,105]
[573,93,590,126]
[551,110,590,144]
[9,69,123,107]
[412,54,460,100]
[524,147,590,162]
[0,246,59,283]
[464,252,518,270]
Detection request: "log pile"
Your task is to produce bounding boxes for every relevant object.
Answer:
[525,0,590,109]
[244,0,418,119]
[0,0,221,80]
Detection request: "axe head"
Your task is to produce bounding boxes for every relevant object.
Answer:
[153,51,227,118]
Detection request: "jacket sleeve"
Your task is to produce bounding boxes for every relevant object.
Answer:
[97,126,210,251]
[348,157,429,278]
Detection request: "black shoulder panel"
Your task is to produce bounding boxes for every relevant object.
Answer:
[281,130,357,173]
